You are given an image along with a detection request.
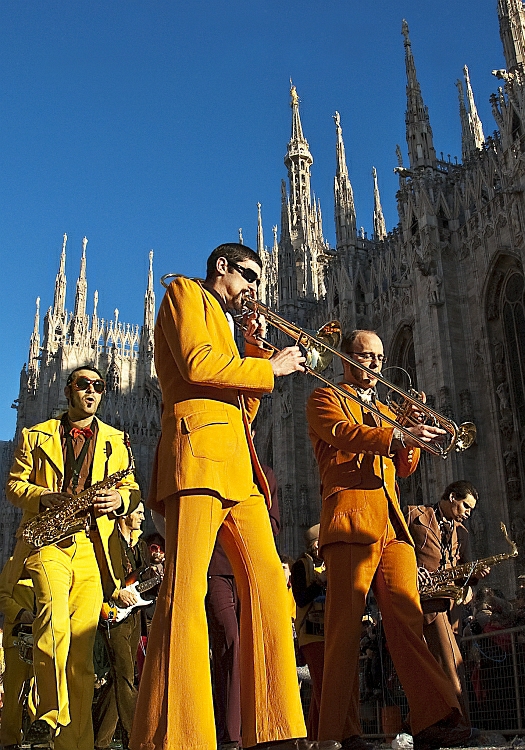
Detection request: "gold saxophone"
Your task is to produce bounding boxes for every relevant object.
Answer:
[17,435,135,550]
[419,522,518,604]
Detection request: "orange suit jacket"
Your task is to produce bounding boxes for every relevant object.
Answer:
[149,275,274,512]
[306,383,420,551]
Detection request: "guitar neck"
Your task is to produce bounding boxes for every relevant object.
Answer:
[135,576,161,594]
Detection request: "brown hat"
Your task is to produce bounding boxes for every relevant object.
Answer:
[304,524,320,544]
[127,490,144,515]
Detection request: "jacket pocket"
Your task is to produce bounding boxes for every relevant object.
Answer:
[181,410,238,462]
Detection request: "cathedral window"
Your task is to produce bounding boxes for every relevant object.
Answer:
[106,361,121,393]
[502,271,525,429]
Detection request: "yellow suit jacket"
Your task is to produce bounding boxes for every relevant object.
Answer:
[5,417,138,597]
[306,383,420,550]
[150,275,274,510]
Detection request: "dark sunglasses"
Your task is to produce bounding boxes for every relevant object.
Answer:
[72,376,106,394]
[228,261,261,287]
[149,544,164,553]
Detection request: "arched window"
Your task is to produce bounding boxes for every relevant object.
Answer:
[502,271,525,429]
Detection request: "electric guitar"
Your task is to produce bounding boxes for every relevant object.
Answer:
[100,569,162,624]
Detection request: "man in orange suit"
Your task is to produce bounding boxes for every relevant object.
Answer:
[306,329,472,750]
[130,243,340,750]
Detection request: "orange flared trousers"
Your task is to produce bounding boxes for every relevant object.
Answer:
[318,520,461,742]
[130,487,306,750]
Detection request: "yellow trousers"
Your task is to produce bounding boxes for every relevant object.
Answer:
[131,487,306,750]
[25,533,103,750]
[319,521,461,741]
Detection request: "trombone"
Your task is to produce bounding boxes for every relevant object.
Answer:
[240,296,476,459]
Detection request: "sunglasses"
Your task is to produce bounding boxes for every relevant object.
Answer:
[228,261,261,287]
[71,376,106,394]
[149,544,164,553]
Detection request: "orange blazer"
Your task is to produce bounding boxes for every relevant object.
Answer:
[306,383,420,550]
[150,275,274,511]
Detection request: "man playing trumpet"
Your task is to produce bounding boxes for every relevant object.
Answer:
[131,243,339,750]
[306,329,471,750]
[6,366,138,750]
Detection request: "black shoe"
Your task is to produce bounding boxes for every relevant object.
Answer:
[246,741,341,750]
[341,738,375,750]
[413,721,472,750]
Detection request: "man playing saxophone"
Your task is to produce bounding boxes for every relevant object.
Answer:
[406,480,489,722]
[5,366,138,750]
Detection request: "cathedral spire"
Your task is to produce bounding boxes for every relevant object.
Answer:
[73,237,88,321]
[464,66,485,149]
[144,249,155,336]
[402,20,437,169]
[497,0,525,74]
[372,167,387,241]
[28,296,41,378]
[333,111,356,251]
[52,233,67,317]
[257,202,264,255]
[284,82,313,230]
[457,67,485,162]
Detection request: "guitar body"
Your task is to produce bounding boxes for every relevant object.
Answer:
[100,570,161,624]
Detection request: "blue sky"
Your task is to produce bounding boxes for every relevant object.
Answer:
[0,0,505,440]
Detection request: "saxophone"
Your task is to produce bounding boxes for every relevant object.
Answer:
[419,522,518,604]
[17,435,135,550]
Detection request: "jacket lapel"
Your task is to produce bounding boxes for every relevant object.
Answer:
[36,421,64,480]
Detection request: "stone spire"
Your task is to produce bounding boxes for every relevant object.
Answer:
[457,67,485,162]
[52,233,67,317]
[285,82,313,231]
[333,111,356,251]
[372,167,387,241]
[464,66,485,149]
[257,202,264,254]
[144,250,155,336]
[456,78,473,162]
[497,0,525,74]
[71,237,88,343]
[402,20,437,169]
[28,297,41,379]
[73,237,88,320]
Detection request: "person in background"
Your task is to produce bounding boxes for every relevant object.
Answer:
[94,498,149,750]
[0,556,35,749]
[291,525,326,739]
[406,480,488,723]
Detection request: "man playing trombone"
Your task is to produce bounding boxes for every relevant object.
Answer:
[131,243,340,750]
[306,329,471,750]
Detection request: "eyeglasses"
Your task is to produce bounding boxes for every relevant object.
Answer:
[349,352,387,364]
[71,376,106,394]
[149,544,164,553]
[228,261,261,287]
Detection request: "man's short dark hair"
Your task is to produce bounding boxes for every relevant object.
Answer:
[341,330,379,354]
[441,480,479,503]
[66,365,104,385]
[205,243,262,280]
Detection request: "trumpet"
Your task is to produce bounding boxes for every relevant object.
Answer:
[240,296,476,459]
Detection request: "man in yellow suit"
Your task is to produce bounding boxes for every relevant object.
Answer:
[6,366,138,750]
[131,244,339,750]
[306,330,472,750]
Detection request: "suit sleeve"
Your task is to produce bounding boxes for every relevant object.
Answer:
[158,278,274,392]
[6,429,49,514]
[306,387,395,456]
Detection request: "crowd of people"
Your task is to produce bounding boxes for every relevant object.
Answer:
[0,242,520,750]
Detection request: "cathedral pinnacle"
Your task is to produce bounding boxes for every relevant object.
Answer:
[52,233,67,318]
[372,167,387,241]
[257,202,264,255]
[143,250,155,342]
[285,82,313,228]
[457,67,485,162]
[333,110,356,250]
[402,19,437,169]
[28,296,41,377]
